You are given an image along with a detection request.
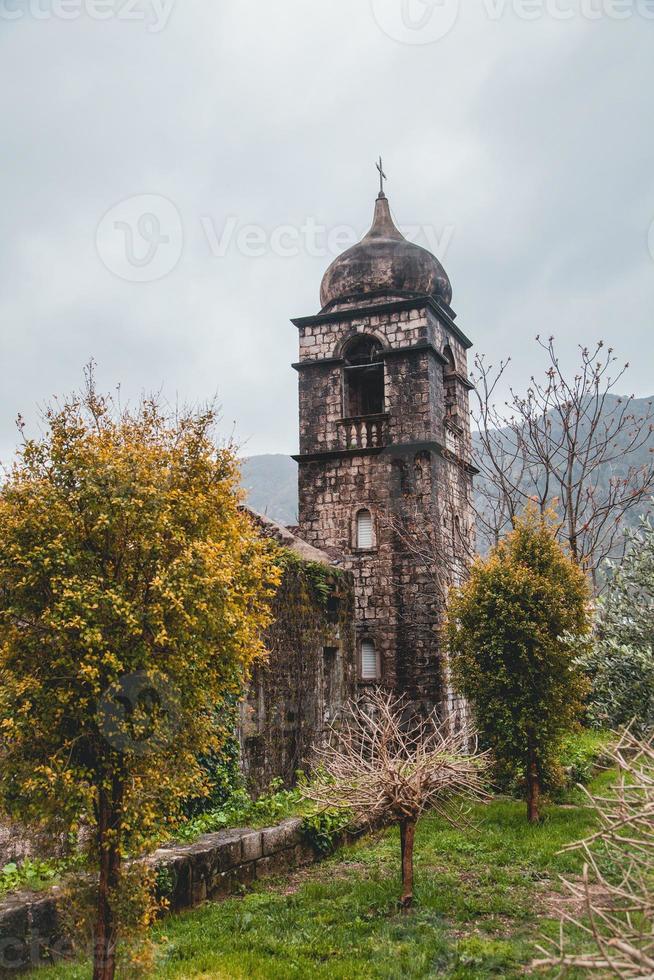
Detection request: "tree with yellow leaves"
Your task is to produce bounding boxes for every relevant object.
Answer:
[0,371,281,979]
[446,510,592,824]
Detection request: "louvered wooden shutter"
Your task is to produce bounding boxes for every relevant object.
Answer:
[361,641,378,680]
[356,510,373,549]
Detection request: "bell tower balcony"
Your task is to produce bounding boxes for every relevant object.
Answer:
[336,413,390,452]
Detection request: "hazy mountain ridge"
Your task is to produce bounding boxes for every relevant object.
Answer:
[240,454,299,526]
[241,395,654,530]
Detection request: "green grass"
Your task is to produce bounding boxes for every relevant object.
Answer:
[557,729,612,791]
[28,775,611,980]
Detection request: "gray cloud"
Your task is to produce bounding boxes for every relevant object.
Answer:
[0,1,652,462]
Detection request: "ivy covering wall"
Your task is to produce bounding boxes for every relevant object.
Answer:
[240,546,356,795]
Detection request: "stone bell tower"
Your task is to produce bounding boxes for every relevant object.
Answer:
[293,179,475,714]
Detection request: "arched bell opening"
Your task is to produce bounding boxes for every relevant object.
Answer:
[343,335,384,417]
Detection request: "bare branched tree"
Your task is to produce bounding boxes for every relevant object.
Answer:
[302,689,489,909]
[473,338,654,585]
[533,730,654,976]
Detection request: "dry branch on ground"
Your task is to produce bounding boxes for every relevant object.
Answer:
[533,730,654,977]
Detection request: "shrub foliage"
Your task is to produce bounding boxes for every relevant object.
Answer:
[447,510,592,822]
[580,513,654,736]
[0,374,281,978]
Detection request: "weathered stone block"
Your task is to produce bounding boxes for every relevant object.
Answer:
[293,842,316,867]
[255,847,296,880]
[261,818,302,856]
[240,831,263,863]
[29,893,59,956]
[168,856,193,911]
[0,898,30,970]
[191,877,207,906]
[232,861,257,891]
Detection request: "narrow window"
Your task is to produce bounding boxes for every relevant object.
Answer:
[343,335,384,417]
[356,509,374,549]
[322,646,338,723]
[443,344,457,419]
[445,428,459,454]
[453,515,461,552]
[360,641,379,681]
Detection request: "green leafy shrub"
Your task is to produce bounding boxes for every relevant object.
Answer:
[276,551,343,610]
[182,695,243,819]
[582,645,654,735]
[556,729,611,792]
[175,780,303,843]
[0,857,65,897]
[301,809,351,855]
[579,514,654,737]
[447,509,592,823]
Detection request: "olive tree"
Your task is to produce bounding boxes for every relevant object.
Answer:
[580,512,654,736]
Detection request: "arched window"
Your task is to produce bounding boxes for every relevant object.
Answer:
[391,458,410,499]
[414,450,431,480]
[343,335,384,417]
[453,514,461,552]
[443,344,457,420]
[360,640,380,681]
[356,508,374,550]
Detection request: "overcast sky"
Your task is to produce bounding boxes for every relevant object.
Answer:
[0,0,652,460]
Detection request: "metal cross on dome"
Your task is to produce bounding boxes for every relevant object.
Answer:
[376,156,387,195]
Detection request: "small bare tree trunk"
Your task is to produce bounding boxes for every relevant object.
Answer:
[399,818,417,909]
[93,780,122,980]
[526,746,540,824]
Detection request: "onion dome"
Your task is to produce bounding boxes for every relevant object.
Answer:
[320,192,452,310]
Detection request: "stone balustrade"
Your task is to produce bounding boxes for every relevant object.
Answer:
[336,414,389,451]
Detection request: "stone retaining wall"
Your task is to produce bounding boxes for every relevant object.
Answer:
[0,817,355,974]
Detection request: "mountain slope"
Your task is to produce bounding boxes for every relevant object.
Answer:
[240,454,299,526]
[241,396,654,530]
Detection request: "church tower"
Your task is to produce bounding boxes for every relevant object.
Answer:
[293,179,475,714]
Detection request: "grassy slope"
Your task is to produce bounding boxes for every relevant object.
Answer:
[31,776,612,980]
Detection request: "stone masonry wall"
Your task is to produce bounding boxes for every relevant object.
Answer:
[294,296,475,714]
[0,816,367,974]
[241,513,356,795]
